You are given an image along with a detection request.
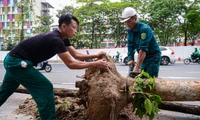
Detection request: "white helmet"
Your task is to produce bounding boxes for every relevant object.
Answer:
[121,7,137,23]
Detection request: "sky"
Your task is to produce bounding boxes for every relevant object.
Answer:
[47,0,121,25]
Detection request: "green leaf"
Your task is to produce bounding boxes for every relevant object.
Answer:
[148,84,152,90]
[136,108,144,119]
[153,95,162,103]
[139,83,147,89]
[144,98,152,114]
[134,86,143,92]
[148,112,155,120]
[131,70,162,120]
[136,78,144,84]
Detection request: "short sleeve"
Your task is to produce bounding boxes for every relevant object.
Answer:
[63,38,71,46]
[139,28,152,52]
[50,37,67,54]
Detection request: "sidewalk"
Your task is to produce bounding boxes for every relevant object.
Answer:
[0,92,200,120]
[0,93,33,120]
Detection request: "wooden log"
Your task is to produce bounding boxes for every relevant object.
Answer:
[152,79,200,101]
[0,82,77,97]
[1,80,200,116]
[159,101,200,115]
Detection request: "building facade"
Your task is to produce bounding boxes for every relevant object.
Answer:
[0,0,53,50]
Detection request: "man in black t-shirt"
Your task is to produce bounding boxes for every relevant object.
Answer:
[0,14,108,120]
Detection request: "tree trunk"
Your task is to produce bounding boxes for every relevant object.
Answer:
[0,82,77,97]
[159,101,200,115]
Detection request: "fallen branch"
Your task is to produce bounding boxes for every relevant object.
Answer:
[159,101,200,115]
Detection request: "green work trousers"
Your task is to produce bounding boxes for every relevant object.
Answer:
[141,53,161,78]
[0,54,56,120]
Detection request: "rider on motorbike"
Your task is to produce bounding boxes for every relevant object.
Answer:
[191,48,200,61]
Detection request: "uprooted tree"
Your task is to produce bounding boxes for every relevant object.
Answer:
[3,54,200,120]
[75,55,200,120]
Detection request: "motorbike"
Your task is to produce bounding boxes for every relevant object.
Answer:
[183,53,200,65]
[35,61,52,72]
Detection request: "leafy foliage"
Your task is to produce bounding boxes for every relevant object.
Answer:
[52,0,200,48]
[32,15,54,35]
[131,71,162,120]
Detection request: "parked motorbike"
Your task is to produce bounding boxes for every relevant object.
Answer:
[35,61,52,72]
[183,53,200,65]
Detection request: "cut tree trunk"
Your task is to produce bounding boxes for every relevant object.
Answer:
[0,82,77,97]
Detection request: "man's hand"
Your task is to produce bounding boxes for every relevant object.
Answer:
[133,66,141,73]
[95,59,108,69]
[127,60,134,66]
[97,51,106,58]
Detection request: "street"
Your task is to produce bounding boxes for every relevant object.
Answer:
[0,62,200,89]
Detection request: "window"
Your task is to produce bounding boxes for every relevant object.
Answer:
[159,47,167,51]
[0,0,3,6]
[2,22,4,28]
[14,0,17,4]
[12,22,15,27]
[0,37,4,42]
[12,7,15,13]
[8,7,10,13]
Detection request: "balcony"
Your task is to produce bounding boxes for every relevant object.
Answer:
[41,2,54,16]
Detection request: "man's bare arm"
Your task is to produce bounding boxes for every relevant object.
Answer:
[66,46,103,60]
[58,51,108,69]
[134,50,146,73]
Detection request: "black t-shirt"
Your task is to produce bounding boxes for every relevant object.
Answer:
[9,29,71,65]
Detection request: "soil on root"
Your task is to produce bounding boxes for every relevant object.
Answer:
[14,96,88,120]
[13,96,175,120]
[14,96,143,120]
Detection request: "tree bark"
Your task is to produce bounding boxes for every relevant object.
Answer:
[159,101,200,115]
[0,82,77,97]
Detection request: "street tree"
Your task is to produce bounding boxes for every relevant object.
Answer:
[144,0,200,46]
[56,6,74,18]
[32,15,54,35]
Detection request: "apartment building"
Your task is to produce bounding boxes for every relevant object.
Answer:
[0,0,53,49]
